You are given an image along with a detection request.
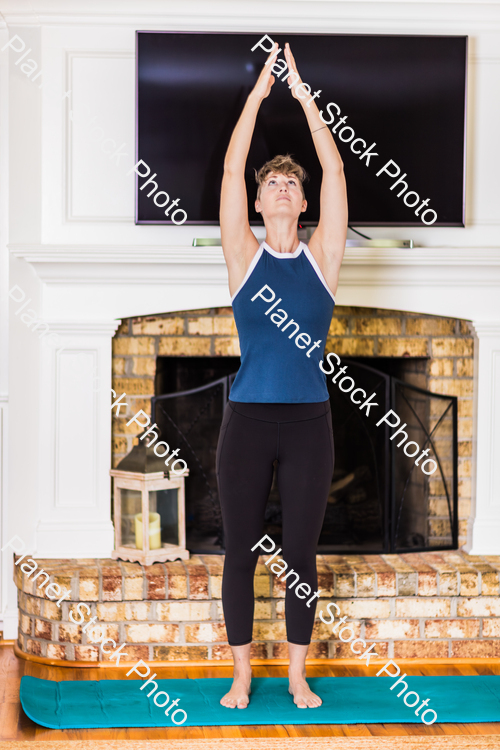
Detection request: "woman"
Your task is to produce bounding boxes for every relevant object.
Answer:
[217,42,347,710]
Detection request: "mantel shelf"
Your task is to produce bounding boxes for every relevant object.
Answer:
[9,243,500,267]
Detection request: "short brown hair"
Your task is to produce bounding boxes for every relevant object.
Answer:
[255,155,308,200]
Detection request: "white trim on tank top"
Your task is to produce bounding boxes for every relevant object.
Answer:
[303,245,336,303]
[230,240,336,303]
[262,240,303,259]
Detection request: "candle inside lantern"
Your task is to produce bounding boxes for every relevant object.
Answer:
[134,512,162,550]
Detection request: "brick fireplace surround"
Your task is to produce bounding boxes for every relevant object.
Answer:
[112,305,474,548]
[12,305,494,666]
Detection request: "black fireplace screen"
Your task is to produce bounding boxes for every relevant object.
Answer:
[152,358,458,554]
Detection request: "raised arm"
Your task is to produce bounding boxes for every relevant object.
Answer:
[284,43,348,297]
[220,44,278,297]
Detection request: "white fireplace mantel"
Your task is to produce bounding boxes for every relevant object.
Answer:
[9,243,500,321]
[7,242,500,564]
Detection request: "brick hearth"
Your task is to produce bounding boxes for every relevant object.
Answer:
[14,551,500,663]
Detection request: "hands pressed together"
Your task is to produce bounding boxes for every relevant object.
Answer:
[252,42,305,102]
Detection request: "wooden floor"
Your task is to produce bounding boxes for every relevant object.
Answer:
[2,644,500,741]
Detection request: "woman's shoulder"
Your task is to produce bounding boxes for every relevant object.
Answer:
[229,239,266,303]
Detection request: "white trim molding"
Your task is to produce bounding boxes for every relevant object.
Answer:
[4,0,500,34]
[467,321,500,554]
[34,320,120,558]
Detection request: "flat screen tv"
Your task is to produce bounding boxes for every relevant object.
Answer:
[136,31,467,227]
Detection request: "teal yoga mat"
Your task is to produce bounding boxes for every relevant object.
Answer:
[20,675,500,728]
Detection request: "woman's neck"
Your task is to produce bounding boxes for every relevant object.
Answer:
[264,227,301,255]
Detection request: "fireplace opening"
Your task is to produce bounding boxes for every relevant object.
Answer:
[150,355,458,555]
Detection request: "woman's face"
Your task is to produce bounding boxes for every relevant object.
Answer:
[255,172,307,222]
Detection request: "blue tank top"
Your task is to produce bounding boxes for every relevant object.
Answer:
[229,241,335,403]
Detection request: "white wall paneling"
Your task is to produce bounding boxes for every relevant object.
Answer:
[29,2,500,249]
[65,51,135,222]
[36,321,119,557]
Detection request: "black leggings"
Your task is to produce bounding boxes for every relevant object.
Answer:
[216,400,334,646]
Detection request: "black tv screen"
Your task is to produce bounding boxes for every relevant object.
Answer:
[136,31,467,227]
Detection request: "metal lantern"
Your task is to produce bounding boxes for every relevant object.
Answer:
[110,424,189,565]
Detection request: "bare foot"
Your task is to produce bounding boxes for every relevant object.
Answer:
[288,671,322,708]
[220,668,252,709]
